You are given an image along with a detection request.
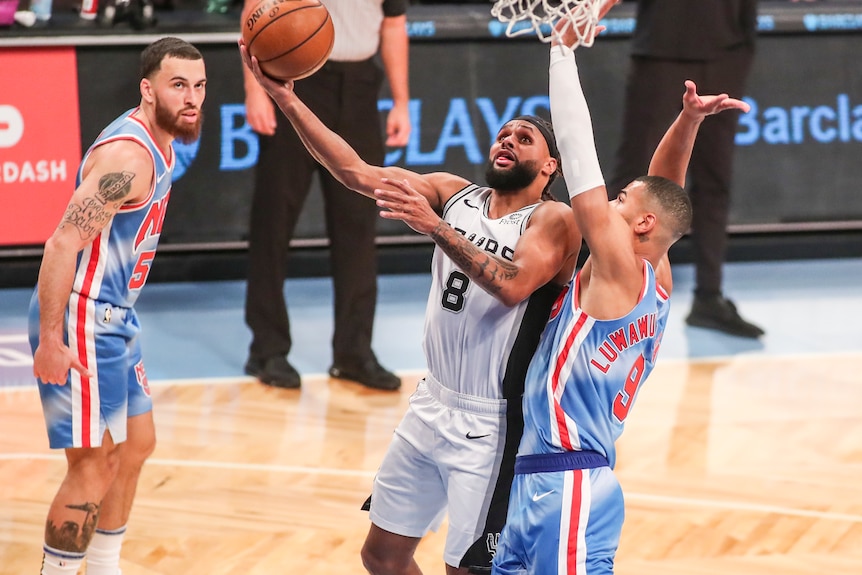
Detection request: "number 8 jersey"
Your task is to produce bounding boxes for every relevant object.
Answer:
[423,184,559,401]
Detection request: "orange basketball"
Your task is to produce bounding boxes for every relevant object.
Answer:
[242,0,335,82]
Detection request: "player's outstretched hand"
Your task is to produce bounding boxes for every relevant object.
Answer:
[238,39,295,95]
[681,80,751,120]
[375,177,441,236]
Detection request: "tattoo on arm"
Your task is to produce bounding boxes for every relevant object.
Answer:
[61,197,114,241]
[44,501,100,553]
[96,171,135,204]
[59,171,135,240]
[429,221,519,296]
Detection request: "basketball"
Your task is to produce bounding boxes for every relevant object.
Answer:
[242,0,335,82]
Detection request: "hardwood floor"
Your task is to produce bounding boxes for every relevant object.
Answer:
[2,354,861,574]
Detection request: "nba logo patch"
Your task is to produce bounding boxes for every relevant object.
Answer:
[134,360,151,396]
[549,284,570,321]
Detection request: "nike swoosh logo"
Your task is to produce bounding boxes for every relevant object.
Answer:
[156,171,167,184]
[464,199,481,210]
[465,432,490,440]
[532,490,554,502]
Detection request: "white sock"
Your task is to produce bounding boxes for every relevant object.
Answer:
[41,544,85,575]
[85,526,127,575]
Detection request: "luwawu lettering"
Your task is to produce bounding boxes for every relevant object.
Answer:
[589,312,657,374]
[737,94,862,145]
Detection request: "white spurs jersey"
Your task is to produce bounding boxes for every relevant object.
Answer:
[423,184,563,402]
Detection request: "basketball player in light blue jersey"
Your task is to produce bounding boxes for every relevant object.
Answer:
[29,38,205,575]
[240,42,582,575]
[490,17,752,575]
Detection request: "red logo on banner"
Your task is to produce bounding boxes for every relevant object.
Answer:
[0,48,81,246]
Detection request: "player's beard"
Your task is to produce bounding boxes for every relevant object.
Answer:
[484,158,540,195]
[155,98,203,144]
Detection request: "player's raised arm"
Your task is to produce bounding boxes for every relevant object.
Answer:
[376,178,579,305]
[548,44,634,278]
[238,40,457,211]
[649,80,751,186]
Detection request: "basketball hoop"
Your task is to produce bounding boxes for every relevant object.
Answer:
[490,0,604,46]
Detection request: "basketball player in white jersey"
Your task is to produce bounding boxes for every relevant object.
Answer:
[239,42,582,575]
[29,38,206,575]
[490,21,751,575]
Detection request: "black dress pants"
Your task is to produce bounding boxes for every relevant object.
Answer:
[245,58,385,366]
[609,46,754,296]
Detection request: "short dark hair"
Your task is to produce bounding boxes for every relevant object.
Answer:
[140,37,203,80]
[635,175,692,237]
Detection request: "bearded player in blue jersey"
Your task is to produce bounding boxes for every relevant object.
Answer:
[30,38,206,575]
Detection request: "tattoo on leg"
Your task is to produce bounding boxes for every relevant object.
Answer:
[45,502,100,552]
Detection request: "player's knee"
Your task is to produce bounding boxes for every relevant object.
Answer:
[360,543,381,575]
[124,431,156,469]
[67,449,121,492]
[360,541,404,575]
[124,416,157,464]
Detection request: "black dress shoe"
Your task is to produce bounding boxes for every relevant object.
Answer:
[685,294,765,339]
[328,357,401,391]
[245,356,301,389]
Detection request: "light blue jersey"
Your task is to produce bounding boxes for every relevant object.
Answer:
[520,259,669,466]
[493,260,669,575]
[30,108,174,449]
[71,107,174,309]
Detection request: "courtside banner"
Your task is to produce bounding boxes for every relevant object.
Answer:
[0,47,81,246]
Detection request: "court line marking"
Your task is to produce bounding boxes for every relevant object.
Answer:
[624,492,862,523]
[0,372,432,392]
[0,452,375,479]
[2,452,862,524]
[2,350,861,393]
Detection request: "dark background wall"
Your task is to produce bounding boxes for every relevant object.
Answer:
[2,1,861,285]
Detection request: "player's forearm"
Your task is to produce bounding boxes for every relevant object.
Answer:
[647,112,703,188]
[428,220,526,306]
[36,236,79,345]
[380,14,410,109]
[275,95,376,197]
[548,46,605,199]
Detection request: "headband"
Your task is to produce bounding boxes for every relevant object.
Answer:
[511,115,561,166]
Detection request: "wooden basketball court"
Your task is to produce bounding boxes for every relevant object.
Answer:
[2,352,861,574]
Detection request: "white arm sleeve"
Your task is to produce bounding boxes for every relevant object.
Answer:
[549,45,605,199]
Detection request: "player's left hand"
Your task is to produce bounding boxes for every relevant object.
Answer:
[681,80,751,120]
[238,39,295,95]
[374,177,441,235]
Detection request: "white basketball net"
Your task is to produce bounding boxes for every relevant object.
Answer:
[490,0,603,46]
